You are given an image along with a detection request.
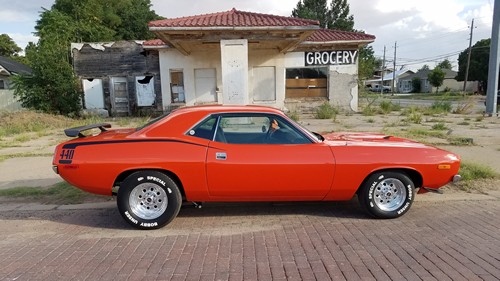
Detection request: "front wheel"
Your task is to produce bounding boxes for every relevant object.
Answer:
[117,171,182,229]
[358,171,415,219]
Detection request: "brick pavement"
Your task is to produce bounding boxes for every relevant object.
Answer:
[0,199,499,281]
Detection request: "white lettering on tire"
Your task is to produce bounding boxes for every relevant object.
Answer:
[147,176,166,186]
[124,211,138,224]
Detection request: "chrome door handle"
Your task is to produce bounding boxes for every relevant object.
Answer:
[215,152,227,160]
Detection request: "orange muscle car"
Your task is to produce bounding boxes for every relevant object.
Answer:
[53,105,461,229]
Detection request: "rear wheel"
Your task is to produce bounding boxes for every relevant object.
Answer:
[117,171,182,229]
[358,171,415,219]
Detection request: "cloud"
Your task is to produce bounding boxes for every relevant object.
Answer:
[0,10,31,23]
[8,33,38,51]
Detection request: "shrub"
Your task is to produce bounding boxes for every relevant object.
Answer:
[430,100,452,113]
[431,122,448,130]
[406,111,422,124]
[315,103,338,119]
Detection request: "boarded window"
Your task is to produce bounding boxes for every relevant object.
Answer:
[194,68,217,103]
[252,66,276,101]
[135,76,155,106]
[82,79,104,109]
[170,70,185,103]
[285,68,328,98]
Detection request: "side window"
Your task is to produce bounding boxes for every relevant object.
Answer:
[266,117,311,144]
[217,115,311,145]
[188,116,217,140]
[218,116,269,144]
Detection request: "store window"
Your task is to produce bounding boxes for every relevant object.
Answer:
[170,70,185,103]
[285,68,328,98]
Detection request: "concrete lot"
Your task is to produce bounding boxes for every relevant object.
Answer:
[0,198,499,281]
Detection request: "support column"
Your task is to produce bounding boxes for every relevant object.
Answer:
[220,39,249,105]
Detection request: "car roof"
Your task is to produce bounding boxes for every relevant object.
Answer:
[136,105,286,138]
[170,104,284,116]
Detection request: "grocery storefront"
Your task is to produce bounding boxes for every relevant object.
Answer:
[145,8,375,112]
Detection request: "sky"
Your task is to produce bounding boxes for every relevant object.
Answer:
[0,0,495,71]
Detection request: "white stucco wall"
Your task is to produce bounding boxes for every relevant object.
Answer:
[159,48,222,108]
[158,48,360,111]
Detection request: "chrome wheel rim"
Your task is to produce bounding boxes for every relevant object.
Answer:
[129,183,168,220]
[373,178,407,211]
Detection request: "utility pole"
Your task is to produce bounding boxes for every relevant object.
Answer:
[486,0,500,115]
[392,41,397,93]
[463,18,475,92]
[380,46,386,93]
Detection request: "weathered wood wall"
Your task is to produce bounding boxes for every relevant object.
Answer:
[72,41,162,116]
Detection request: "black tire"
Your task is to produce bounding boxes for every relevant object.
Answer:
[358,171,415,219]
[117,171,182,229]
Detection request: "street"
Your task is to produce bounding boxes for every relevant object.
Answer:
[0,197,499,280]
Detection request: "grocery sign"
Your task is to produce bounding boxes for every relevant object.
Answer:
[305,50,358,66]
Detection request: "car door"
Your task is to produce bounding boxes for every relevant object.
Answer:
[206,114,335,200]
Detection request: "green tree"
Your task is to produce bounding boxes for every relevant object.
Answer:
[328,0,354,31]
[292,0,329,28]
[411,77,421,93]
[0,34,22,57]
[437,59,452,70]
[13,37,82,115]
[358,45,381,80]
[14,0,160,116]
[456,39,490,91]
[418,64,430,72]
[291,0,375,79]
[428,67,445,93]
[292,0,354,30]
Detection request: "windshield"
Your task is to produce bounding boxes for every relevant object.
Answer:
[288,118,323,142]
[136,112,170,131]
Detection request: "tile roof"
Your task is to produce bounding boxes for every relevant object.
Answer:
[149,8,320,28]
[143,28,375,47]
[306,29,375,42]
[143,39,169,47]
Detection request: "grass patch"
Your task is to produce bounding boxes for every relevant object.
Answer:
[0,181,103,204]
[0,111,72,138]
[430,100,452,113]
[379,100,401,114]
[431,122,448,130]
[314,103,338,119]
[0,152,54,162]
[457,162,498,191]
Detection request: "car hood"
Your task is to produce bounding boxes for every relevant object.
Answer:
[322,132,431,148]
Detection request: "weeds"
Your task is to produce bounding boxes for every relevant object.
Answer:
[429,100,452,114]
[459,162,498,182]
[315,103,338,119]
[431,122,448,130]
[287,110,300,122]
[0,181,106,204]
